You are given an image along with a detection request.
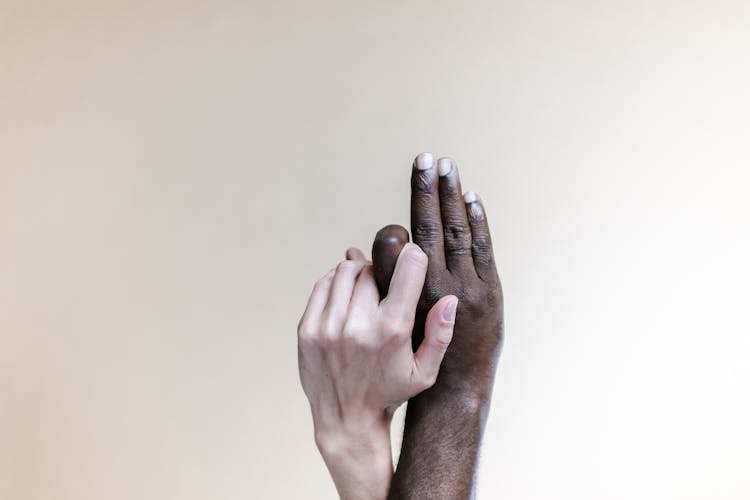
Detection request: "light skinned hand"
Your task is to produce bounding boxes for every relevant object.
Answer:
[297,243,458,500]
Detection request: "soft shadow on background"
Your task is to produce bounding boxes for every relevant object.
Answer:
[2,1,749,499]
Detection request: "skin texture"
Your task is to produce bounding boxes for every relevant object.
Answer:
[372,153,504,499]
[297,244,460,500]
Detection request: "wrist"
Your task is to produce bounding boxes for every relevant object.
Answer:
[314,411,393,500]
[408,371,497,430]
[395,379,491,499]
[433,363,498,404]
[315,420,391,462]
[421,378,490,410]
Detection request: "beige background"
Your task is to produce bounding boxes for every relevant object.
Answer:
[2,1,749,499]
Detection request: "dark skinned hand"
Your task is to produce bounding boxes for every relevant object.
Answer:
[369,152,503,397]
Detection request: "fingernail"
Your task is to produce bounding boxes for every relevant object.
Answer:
[463,191,478,203]
[437,158,453,176]
[415,152,434,170]
[399,242,415,256]
[469,201,483,219]
[442,296,458,323]
[400,242,424,257]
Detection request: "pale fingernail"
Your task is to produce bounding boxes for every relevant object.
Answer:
[463,191,478,203]
[399,242,414,258]
[415,152,434,170]
[437,158,453,176]
[442,296,458,323]
[400,242,424,258]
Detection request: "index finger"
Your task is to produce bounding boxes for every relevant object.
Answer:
[380,243,428,318]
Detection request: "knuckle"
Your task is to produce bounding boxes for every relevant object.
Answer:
[384,316,413,341]
[432,330,453,348]
[342,318,365,340]
[297,322,314,342]
[443,220,470,240]
[313,272,333,291]
[412,220,440,240]
[411,169,436,194]
[471,234,492,253]
[342,318,380,351]
[336,260,358,273]
[464,287,500,315]
[443,221,472,254]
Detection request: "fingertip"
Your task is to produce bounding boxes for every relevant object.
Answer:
[372,224,410,299]
[437,157,455,177]
[374,224,410,247]
[400,241,423,255]
[399,242,428,269]
[415,152,435,170]
[413,296,458,389]
[345,246,367,262]
[464,191,485,220]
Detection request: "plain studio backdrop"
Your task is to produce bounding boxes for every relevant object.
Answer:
[2,1,749,499]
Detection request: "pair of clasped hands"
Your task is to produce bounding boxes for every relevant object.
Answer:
[298,153,504,500]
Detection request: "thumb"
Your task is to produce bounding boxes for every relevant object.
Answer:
[371,224,410,299]
[412,295,458,392]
